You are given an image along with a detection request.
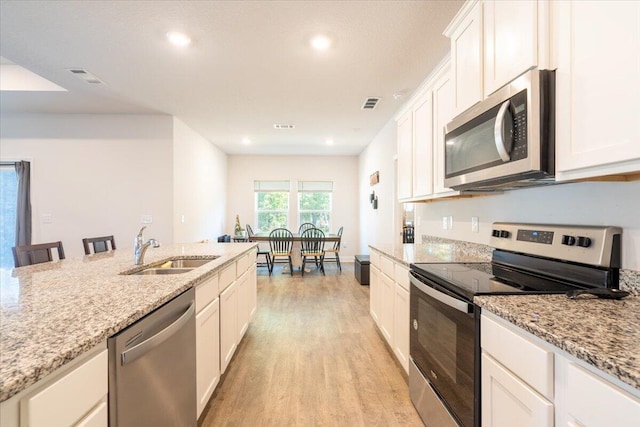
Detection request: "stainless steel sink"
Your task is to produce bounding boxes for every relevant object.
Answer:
[129,268,194,275]
[164,258,215,268]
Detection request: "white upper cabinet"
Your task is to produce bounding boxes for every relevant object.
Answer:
[397,110,414,200]
[432,64,458,196]
[483,0,542,96]
[446,0,483,115]
[412,91,434,198]
[553,0,640,180]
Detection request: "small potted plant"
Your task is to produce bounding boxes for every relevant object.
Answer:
[234,215,245,238]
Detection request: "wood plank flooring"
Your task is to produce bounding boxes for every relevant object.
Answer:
[198,263,424,427]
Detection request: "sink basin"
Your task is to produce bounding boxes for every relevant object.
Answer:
[130,268,194,275]
[164,258,215,268]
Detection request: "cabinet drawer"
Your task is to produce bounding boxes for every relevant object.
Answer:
[394,264,410,291]
[195,274,219,313]
[22,350,108,427]
[369,250,381,267]
[236,252,251,275]
[567,363,640,426]
[219,262,237,292]
[481,314,553,400]
[380,255,394,279]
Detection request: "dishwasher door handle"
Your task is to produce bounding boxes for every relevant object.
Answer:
[121,301,195,366]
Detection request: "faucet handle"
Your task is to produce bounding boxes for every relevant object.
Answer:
[149,239,160,248]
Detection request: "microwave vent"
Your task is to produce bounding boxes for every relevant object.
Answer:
[361,97,381,110]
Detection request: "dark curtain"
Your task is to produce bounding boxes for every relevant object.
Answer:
[15,161,32,246]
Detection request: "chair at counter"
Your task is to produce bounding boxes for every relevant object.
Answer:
[12,241,66,267]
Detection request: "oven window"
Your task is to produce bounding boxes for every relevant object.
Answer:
[419,298,457,382]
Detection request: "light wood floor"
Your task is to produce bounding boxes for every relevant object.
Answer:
[198,262,424,427]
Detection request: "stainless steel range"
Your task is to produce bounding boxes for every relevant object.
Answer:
[408,223,622,427]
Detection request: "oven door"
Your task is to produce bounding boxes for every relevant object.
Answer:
[409,271,478,427]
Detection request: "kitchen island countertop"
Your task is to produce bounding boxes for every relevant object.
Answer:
[475,294,640,393]
[0,242,256,402]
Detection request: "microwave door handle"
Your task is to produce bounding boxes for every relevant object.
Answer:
[494,100,512,162]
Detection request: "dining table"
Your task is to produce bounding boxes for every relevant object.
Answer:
[250,231,340,272]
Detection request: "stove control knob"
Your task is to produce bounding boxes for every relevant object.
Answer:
[576,236,592,248]
[562,235,576,246]
[499,230,510,238]
[492,229,501,237]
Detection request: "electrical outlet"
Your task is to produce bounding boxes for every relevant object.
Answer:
[448,216,453,230]
[181,214,186,224]
[471,216,479,233]
[42,213,53,224]
[141,215,153,224]
[442,216,448,230]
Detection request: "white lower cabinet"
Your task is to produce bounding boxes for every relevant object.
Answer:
[237,270,250,339]
[220,281,238,374]
[482,312,640,427]
[369,249,410,374]
[482,353,554,427]
[196,297,220,418]
[0,345,108,427]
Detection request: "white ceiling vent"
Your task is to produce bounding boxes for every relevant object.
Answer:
[361,97,381,110]
[68,69,104,84]
[274,124,295,130]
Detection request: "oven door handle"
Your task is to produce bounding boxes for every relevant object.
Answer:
[410,273,472,314]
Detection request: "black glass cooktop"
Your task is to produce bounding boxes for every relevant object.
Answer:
[410,262,576,302]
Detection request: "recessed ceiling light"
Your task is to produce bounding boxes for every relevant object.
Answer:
[310,35,331,51]
[242,137,251,145]
[326,139,334,146]
[166,31,191,47]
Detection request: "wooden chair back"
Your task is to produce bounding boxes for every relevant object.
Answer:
[269,228,293,255]
[402,226,415,244]
[298,222,315,234]
[12,241,65,267]
[300,228,325,255]
[82,235,116,255]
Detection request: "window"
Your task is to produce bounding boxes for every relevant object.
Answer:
[298,181,332,233]
[254,180,290,232]
[0,165,18,269]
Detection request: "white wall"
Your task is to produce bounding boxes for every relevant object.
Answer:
[358,120,398,252]
[0,114,174,258]
[227,155,359,259]
[173,117,227,243]
[413,181,640,270]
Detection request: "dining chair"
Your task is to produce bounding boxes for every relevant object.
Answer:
[323,226,343,271]
[268,228,294,276]
[300,228,325,276]
[12,241,66,267]
[246,224,271,268]
[82,235,116,255]
[298,222,315,235]
[402,226,415,244]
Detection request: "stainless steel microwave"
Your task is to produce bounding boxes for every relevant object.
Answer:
[444,69,555,191]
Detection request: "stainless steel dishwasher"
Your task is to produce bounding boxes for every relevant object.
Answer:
[108,288,196,427]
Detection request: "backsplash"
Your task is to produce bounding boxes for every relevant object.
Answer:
[421,234,640,295]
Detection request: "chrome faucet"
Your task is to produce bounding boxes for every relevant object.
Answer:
[134,226,160,265]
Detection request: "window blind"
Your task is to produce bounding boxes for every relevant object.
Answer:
[253,180,291,192]
[297,181,333,192]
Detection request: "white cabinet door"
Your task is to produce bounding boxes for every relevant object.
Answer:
[554,0,640,180]
[196,298,220,418]
[237,270,250,339]
[483,0,538,96]
[412,91,434,198]
[450,1,483,114]
[432,63,458,196]
[393,284,410,374]
[482,353,554,427]
[397,109,413,200]
[369,265,381,326]
[249,263,257,319]
[380,272,395,345]
[220,281,237,374]
[75,399,107,427]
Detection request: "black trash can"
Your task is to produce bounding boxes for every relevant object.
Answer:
[354,255,370,285]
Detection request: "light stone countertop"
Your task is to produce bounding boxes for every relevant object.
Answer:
[475,294,640,392]
[369,240,491,266]
[0,242,256,402]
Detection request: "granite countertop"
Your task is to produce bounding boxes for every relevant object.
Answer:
[475,294,640,392]
[0,242,256,402]
[369,240,491,266]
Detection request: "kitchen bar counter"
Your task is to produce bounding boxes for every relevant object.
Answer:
[369,240,491,266]
[475,294,640,392]
[0,242,256,402]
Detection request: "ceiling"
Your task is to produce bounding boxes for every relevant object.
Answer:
[0,0,463,156]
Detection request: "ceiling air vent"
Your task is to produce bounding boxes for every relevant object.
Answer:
[274,124,295,130]
[361,97,381,110]
[68,68,104,84]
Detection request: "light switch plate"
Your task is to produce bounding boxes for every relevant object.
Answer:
[42,213,53,224]
[471,216,479,233]
[442,216,448,230]
[141,215,153,224]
